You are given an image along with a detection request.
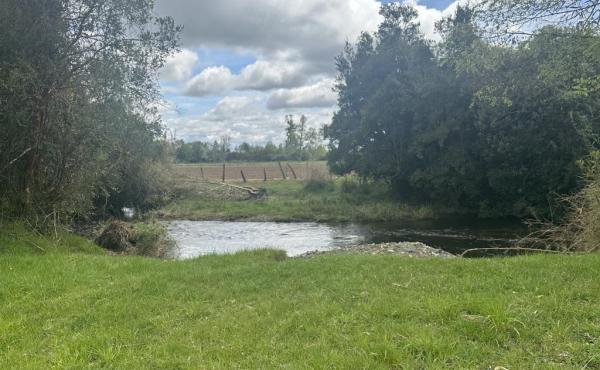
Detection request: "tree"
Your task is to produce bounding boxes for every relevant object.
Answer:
[298,114,307,153]
[328,4,479,207]
[327,3,600,216]
[285,115,299,150]
[478,0,600,39]
[0,0,181,219]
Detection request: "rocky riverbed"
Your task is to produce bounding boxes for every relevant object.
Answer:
[299,241,456,258]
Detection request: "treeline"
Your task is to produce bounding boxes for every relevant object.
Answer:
[176,115,327,163]
[0,0,180,220]
[327,3,600,218]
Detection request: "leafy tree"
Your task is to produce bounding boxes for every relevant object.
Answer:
[327,3,600,216]
[0,0,181,220]
[328,4,479,208]
[478,0,600,38]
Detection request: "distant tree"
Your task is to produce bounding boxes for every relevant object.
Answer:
[239,142,251,153]
[175,117,327,164]
[298,115,307,153]
[285,115,300,150]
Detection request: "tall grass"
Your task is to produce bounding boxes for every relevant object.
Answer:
[520,152,600,252]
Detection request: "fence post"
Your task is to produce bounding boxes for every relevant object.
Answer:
[241,170,247,183]
[278,162,287,180]
[200,167,205,180]
[222,163,226,182]
[263,168,268,182]
[287,164,298,180]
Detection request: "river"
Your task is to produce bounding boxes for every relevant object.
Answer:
[165,218,527,259]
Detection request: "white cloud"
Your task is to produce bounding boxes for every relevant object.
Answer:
[157,0,467,142]
[205,96,262,121]
[160,49,198,81]
[238,60,307,90]
[267,79,337,110]
[164,95,334,144]
[184,66,235,96]
[156,0,382,73]
[184,60,309,96]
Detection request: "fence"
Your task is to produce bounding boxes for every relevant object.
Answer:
[174,162,328,183]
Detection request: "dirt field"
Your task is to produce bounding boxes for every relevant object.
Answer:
[174,161,330,182]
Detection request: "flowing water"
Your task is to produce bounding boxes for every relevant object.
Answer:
[166,218,527,259]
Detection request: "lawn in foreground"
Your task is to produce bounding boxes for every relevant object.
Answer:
[1,229,599,368]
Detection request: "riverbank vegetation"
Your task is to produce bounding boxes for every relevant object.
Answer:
[522,152,600,252]
[160,177,436,222]
[2,231,600,368]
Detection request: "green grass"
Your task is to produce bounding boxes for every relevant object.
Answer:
[160,179,435,222]
[0,222,105,256]
[1,225,600,368]
[130,221,174,257]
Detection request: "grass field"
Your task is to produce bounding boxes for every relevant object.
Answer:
[161,178,436,222]
[1,224,599,368]
[174,161,329,182]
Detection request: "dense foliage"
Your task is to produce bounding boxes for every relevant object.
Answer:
[176,115,327,163]
[327,4,600,217]
[0,0,180,221]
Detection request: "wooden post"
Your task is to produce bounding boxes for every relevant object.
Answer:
[222,163,226,182]
[287,164,298,180]
[278,161,287,180]
[200,167,205,179]
[263,168,268,182]
[241,170,247,183]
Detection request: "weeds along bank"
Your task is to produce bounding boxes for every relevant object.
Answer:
[0,221,173,258]
[1,226,600,368]
[160,176,437,223]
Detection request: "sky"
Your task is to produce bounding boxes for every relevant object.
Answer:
[155,0,460,145]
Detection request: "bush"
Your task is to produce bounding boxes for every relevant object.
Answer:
[131,221,174,258]
[303,167,334,192]
[95,220,134,252]
[95,220,174,257]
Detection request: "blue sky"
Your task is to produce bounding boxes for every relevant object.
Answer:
[155,0,460,145]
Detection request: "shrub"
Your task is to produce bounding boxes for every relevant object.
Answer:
[131,221,174,258]
[95,220,174,257]
[303,167,334,192]
[95,220,134,252]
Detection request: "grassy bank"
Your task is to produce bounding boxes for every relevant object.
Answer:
[160,179,436,222]
[1,226,600,368]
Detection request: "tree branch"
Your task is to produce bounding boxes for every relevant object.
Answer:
[1,147,32,173]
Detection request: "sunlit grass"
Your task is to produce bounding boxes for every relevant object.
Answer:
[1,225,600,368]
